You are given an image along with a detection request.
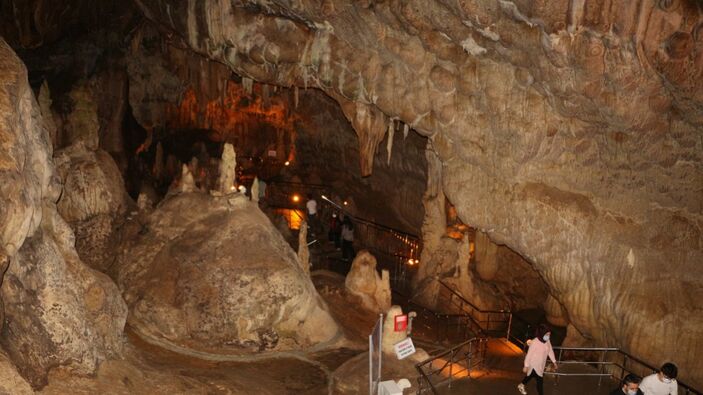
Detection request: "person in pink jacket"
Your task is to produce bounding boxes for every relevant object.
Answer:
[517,324,558,395]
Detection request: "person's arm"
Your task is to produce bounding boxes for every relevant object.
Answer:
[671,381,678,395]
[639,376,651,393]
[548,342,558,369]
[523,340,534,372]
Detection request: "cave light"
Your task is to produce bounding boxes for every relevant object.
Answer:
[284,160,290,166]
[343,200,348,206]
[292,194,300,203]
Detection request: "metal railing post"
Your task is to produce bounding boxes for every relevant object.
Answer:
[506,313,513,341]
[598,350,606,386]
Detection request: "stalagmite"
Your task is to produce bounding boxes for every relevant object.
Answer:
[345,250,391,312]
[217,143,236,194]
[251,176,260,203]
[178,164,196,193]
[386,121,394,165]
[298,220,310,275]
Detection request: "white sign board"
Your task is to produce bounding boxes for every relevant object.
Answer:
[267,150,277,157]
[393,337,416,360]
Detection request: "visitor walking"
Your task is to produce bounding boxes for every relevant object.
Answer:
[610,374,644,395]
[640,363,678,395]
[517,324,557,395]
[329,212,341,249]
[341,216,354,261]
[306,193,318,235]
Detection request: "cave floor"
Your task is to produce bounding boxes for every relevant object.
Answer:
[39,327,362,395]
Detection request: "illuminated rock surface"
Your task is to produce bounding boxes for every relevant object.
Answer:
[134,0,703,384]
[0,39,127,388]
[115,192,341,354]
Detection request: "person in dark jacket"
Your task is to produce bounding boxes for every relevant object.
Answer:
[341,216,354,261]
[610,374,644,395]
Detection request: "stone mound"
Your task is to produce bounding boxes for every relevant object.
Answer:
[115,192,340,354]
[344,250,391,313]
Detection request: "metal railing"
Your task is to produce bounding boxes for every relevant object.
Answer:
[415,337,488,394]
[369,314,384,395]
[394,290,484,346]
[434,279,533,348]
[266,181,421,292]
[547,347,702,395]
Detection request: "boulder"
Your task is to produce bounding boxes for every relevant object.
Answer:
[344,250,391,313]
[115,192,341,354]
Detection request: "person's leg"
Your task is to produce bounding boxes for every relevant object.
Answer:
[535,373,543,395]
[518,371,531,394]
[342,240,350,260]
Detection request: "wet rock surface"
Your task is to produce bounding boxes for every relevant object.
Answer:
[114,192,341,354]
[133,0,703,384]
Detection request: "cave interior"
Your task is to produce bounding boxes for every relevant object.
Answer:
[0,0,701,393]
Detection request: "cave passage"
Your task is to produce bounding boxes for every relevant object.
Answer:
[0,1,701,394]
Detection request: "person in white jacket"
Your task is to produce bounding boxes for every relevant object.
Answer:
[517,324,558,395]
[640,363,678,395]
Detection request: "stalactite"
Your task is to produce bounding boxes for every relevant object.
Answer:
[403,123,410,139]
[242,77,253,95]
[294,86,299,108]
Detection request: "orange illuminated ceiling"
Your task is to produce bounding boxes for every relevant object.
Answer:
[165,81,299,141]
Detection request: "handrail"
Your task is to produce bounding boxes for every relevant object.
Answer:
[393,289,484,344]
[548,347,702,395]
[415,337,489,394]
[266,180,420,239]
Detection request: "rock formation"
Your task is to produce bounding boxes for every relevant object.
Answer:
[131,0,703,383]
[46,76,132,272]
[54,142,131,272]
[114,192,340,354]
[0,39,128,388]
[381,305,408,355]
[345,250,392,313]
[217,143,236,194]
[298,220,311,275]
